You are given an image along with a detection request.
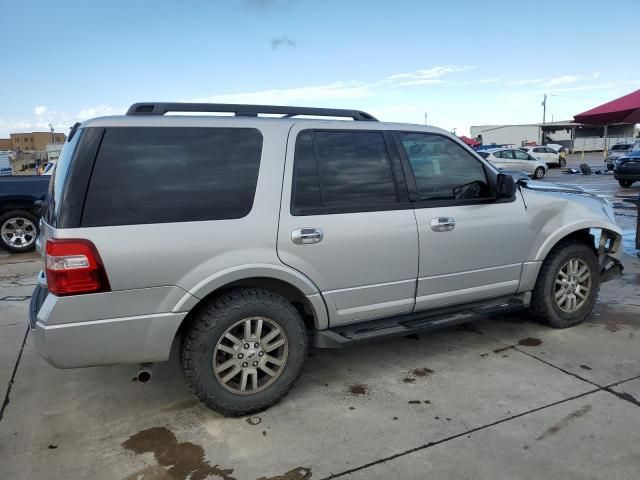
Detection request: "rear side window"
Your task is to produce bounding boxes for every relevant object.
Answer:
[291,130,398,214]
[82,127,262,226]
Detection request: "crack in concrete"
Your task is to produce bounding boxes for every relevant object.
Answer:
[319,340,640,480]
[0,327,30,422]
[320,388,602,480]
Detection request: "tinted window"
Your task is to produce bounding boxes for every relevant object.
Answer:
[399,133,490,201]
[500,150,515,159]
[46,128,83,225]
[533,147,544,153]
[291,132,321,210]
[477,151,490,159]
[292,130,398,213]
[514,150,531,160]
[82,127,262,226]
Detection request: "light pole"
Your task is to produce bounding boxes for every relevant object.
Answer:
[540,94,547,144]
[49,123,55,143]
[424,112,428,125]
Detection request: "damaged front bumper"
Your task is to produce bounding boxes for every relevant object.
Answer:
[598,230,624,283]
[600,256,623,283]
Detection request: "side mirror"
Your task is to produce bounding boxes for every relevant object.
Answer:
[496,173,516,199]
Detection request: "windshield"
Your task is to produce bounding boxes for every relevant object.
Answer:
[611,144,631,151]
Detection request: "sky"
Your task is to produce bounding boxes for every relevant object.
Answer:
[1,0,639,137]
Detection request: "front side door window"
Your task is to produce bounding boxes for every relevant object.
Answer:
[397,133,491,201]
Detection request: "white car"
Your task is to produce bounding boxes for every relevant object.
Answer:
[478,148,547,179]
[522,146,565,168]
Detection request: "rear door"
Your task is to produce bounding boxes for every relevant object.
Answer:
[394,132,529,310]
[513,149,535,174]
[277,125,419,326]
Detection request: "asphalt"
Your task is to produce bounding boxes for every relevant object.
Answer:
[0,152,639,480]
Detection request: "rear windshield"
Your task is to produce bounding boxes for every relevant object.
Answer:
[81,127,263,227]
[611,144,632,151]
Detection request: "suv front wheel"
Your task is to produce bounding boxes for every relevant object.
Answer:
[529,242,600,328]
[180,288,308,416]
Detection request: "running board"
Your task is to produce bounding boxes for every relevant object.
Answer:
[312,294,529,348]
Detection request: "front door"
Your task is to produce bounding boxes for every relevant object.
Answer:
[277,126,419,326]
[394,132,529,311]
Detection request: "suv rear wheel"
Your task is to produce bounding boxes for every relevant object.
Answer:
[180,287,308,416]
[619,180,633,188]
[0,210,38,253]
[558,157,567,168]
[529,242,599,328]
[534,167,545,179]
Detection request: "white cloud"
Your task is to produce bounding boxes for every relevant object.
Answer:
[507,78,545,86]
[77,104,124,120]
[34,106,48,116]
[192,82,373,104]
[386,65,475,86]
[545,75,581,86]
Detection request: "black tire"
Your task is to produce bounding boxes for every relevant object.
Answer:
[529,241,600,328]
[534,167,545,179]
[618,180,633,188]
[180,287,308,416]
[0,210,39,253]
[558,157,567,168]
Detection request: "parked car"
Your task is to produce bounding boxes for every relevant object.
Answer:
[605,143,634,171]
[0,175,50,252]
[523,146,566,168]
[30,103,623,416]
[613,149,640,187]
[478,148,546,179]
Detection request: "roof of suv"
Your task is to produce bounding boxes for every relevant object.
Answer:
[80,102,453,135]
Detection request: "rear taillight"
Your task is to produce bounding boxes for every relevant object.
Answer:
[45,239,110,296]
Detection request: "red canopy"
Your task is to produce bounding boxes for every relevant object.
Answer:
[459,135,480,146]
[574,88,640,125]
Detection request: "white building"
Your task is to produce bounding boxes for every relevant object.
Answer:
[470,121,635,151]
[46,143,64,163]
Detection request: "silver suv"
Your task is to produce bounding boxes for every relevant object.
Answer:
[30,103,623,416]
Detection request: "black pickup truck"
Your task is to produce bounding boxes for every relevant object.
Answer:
[0,175,50,252]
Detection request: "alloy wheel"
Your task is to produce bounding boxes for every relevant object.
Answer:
[213,316,288,395]
[554,258,592,313]
[1,217,37,249]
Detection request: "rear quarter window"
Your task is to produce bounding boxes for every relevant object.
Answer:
[82,127,262,227]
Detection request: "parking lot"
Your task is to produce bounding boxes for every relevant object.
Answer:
[1,153,639,480]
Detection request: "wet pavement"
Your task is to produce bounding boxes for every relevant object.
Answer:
[0,154,639,480]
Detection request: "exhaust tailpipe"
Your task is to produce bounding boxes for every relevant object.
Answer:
[136,363,153,384]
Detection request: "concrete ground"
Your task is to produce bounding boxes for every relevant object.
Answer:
[1,158,639,480]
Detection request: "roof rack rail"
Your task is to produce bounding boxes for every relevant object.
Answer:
[126,102,378,121]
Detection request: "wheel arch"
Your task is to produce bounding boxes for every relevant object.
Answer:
[520,225,622,293]
[174,265,329,338]
[533,222,622,263]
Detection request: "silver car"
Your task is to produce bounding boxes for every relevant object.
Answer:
[478,148,547,179]
[30,103,623,416]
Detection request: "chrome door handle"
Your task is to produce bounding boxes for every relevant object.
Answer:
[292,228,324,245]
[430,217,455,232]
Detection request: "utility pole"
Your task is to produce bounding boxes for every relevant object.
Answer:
[540,94,547,145]
[424,112,428,125]
[49,123,55,143]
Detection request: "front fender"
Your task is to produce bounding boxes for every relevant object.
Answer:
[533,219,622,261]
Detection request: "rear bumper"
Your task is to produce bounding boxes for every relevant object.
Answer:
[29,280,189,368]
[33,312,185,368]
